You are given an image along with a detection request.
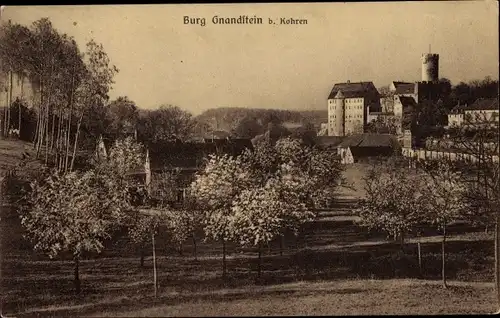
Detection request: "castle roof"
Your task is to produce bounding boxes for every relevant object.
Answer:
[398,96,417,108]
[392,81,416,95]
[328,81,379,99]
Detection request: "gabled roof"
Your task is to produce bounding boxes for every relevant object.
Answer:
[338,133,400,149]
[328,81,379,99]
[450,104,468,114]
[466,98,499,111]
[398,96,417,108]
[203,130,231,140]
[450,98,499,114]
[315,136,345,148]
[147,139,253,170]
[392,81,416,95]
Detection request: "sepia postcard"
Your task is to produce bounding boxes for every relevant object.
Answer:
[0,2,499,316]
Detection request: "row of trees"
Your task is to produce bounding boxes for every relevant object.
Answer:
[0,18,200,165]
[357,158,466,288]
[358,120,499,291]
[0,19,118,172]
[15,135,344,293]
[176,136,343,279]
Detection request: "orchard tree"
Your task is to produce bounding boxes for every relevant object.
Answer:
[357,159,427,248]
[307,147,344,208]
[128,213,159,267]
[230,182,299,279]
[190,154,255,278]
[421,159,466,288]
[103,137,145,176]
[449,114,499,301]
[21,169,132,294]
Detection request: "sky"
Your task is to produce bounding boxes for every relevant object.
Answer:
[1,2,498,115]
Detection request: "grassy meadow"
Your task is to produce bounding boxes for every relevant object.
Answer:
[0,140,497,316]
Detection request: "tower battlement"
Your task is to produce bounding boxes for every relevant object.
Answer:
[421,53,439,82]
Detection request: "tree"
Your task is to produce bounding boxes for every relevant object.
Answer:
[128,213,159,267]
[307,147,344,208]
[0,21,33,137]
[289,122,317,146]
[21,169,132,294]
[448,114,500,303]
[357,159,426,248]
[106,96,139,137]
[421,159,466,289]
[8,98,37,141]
[190,154,256,278]
[230,179,308,280]
[232,115,264,139]
[102,137,145,176]
[366,116,399,135]
[138,105,195,143]
[70,39,118,171]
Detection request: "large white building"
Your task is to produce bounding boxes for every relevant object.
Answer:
[326,81,380,136]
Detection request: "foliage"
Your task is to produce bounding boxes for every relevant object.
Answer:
[137,105,195,143]
[190,154,255,242]
[231,115,263,139]
[230,183,292,247]
[106,96,139,137]
[421,160,467,228]
[149,170,180,206]
[356,160,427,240]
[96,137,145,176]
[21,169,132,259]
[195,107,326,136]
[366,116,399,135]
[128,213,160,247]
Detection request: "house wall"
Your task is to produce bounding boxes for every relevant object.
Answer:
[328,97,345,136]
[448,113,464,126]
[464,109,499,123]
[344,97,365,135]
[328,97,370,136]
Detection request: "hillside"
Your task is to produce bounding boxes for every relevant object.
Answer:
[0,138,35,176]
[195,107,327,132]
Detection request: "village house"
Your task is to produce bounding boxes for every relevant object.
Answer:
[315,133,400,164]
[447,98,499,127]
[95,135,253,206]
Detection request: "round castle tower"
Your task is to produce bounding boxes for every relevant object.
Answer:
[333,90,345,136]
[421,53,439,82]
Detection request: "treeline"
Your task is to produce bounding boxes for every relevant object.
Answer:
[0,18,118,172]
[195,107,327,138]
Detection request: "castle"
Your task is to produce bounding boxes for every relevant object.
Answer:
[327,52,443,136]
